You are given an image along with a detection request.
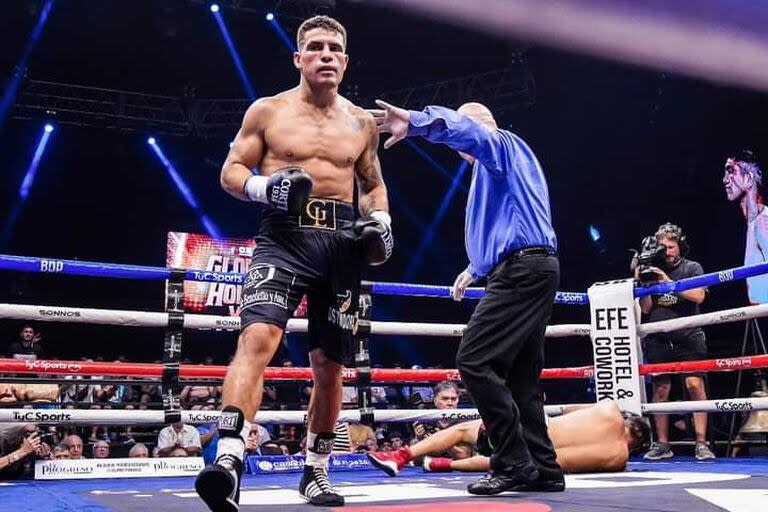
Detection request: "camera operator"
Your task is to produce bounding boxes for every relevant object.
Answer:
[634,223,715,461]
[0,424,52,478]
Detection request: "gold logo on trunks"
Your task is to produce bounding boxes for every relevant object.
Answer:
[300,198,337,230]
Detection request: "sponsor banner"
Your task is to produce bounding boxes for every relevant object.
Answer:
[166,232,255,315]
[588,279,644,415]
[35,457,204,480]
[246,454,373,475]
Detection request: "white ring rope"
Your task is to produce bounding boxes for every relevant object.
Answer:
[636,303,768,336]
[2,397,765,425]
[0,303,586,338]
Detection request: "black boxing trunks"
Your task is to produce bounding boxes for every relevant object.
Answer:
[476,423,493,457]
[240,198,362,364]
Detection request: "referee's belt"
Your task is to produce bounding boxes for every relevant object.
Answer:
[506,246,557,261]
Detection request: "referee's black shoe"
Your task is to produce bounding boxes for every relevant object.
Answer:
[467,463,540,495]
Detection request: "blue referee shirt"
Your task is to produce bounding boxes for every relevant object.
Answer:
[408,106,556,280]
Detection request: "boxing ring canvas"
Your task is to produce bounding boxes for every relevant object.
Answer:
[2,458,767,511]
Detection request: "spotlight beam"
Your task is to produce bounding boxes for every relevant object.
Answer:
[147,137,222,239]
[1,122,56,248]
[211,8,257,101]
[0,0,55,131]
[405,140,469,194]
[266,13,297,53]
[402,161,470,280]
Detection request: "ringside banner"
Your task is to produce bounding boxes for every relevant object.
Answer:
[587,279,644,415]
[166,232,255,315]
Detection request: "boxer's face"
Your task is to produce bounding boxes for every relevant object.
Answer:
[294,28,348,87]
[20,327,35,342]
[723,158,750,201]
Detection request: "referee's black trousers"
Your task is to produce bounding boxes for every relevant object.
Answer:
[457,254,562,478]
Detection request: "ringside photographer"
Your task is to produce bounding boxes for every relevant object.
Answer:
[633,223,714,461]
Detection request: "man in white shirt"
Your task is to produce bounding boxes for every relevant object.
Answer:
[157,422,202,457]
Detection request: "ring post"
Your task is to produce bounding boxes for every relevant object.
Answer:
[587,278,645,415]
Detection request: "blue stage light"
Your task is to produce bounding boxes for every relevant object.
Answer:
[147,137,222,238]
[44,123,54,133]
[211,6,257,100]
[266,12,275,21]
[403,161,470,280]
[210,3,219,13]
[589,224,602,242]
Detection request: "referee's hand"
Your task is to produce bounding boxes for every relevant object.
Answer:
[451,270,474,302]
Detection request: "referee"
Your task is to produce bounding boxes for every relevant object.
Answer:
[370,100,563,495]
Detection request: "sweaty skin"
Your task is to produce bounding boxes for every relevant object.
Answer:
[406,401,631,473]
[217,27,388,437]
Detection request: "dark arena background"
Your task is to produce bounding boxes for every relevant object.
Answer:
[1,1,768,511]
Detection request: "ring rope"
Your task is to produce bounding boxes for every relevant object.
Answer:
[0,303,586,338]
[0,254,587,304]
[6,253,768,302]
[0,357,594,381]
[2,396,767,426]
[4,354,768,382]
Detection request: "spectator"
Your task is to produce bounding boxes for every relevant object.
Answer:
[157,422,201,457]
[412,381,462,443]
[65,435,85,459]
[170,447,189,457]
[389,432,406,451]
[348,424,376,452]
[92,440,110,459]
[7,325,44,359]
[0,425,45,474]
[197,421,219,465]
[0,382,22,404]
[180,384,220,409]
[245,424,272,455]
[128,443,149,458]
[52,444,71,460]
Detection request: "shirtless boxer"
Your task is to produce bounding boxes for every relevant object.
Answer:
[368,401,650,487]
[195,15,391,511]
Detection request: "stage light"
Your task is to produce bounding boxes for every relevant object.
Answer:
[210,5,257,100]
[266,12,297,52]
[0,0,54,131]
[1,121,56,247]
[147,137,222,239]
[589,224,602,242]
[210,3,219,13]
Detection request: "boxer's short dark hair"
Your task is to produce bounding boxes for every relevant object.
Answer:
[296,15,347,50]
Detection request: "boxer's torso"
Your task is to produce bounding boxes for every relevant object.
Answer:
[258,89,370,203]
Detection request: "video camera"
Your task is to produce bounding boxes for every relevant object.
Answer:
[631,236,666,283]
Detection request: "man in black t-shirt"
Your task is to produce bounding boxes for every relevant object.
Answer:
[636,223,715,461]
[6,325,44,359]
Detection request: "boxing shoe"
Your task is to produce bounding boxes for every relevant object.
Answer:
[422,456,453,472]
[299,464,344,506]
[195,454,243,512]
[366,446,412,476]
